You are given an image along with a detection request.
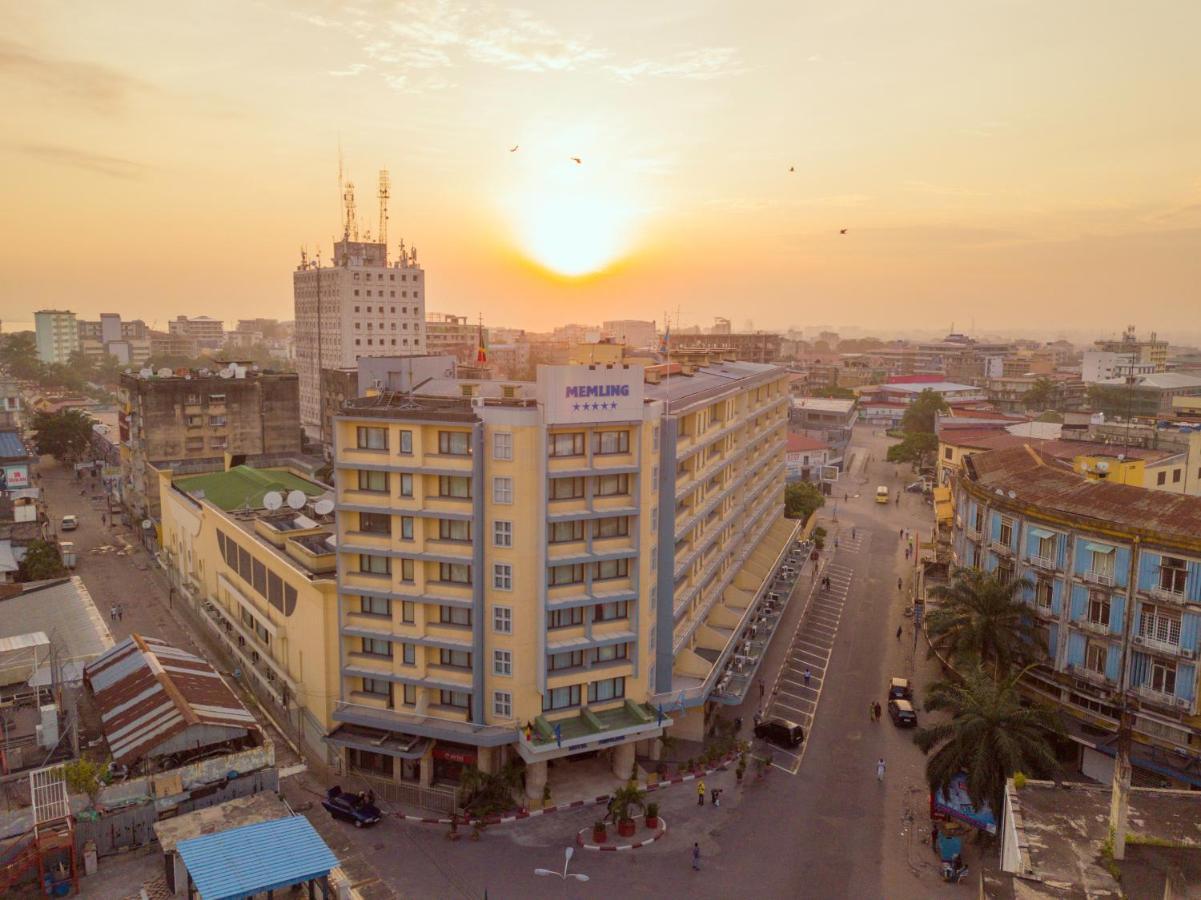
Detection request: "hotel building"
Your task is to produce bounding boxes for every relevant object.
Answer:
[328,357,792,804]
[952,445,1201,788]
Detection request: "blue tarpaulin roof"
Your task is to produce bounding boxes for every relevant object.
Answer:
[176,816,338,900]
[0,431,30,460]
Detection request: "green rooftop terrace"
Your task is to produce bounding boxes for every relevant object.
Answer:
[175,466,325,511]
[533,700,657,745]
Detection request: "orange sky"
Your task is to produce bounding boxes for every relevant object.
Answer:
[2,2,1199,339]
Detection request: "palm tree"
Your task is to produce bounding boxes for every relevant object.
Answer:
[1023,377,1060,412]
[915,667,1062,817]
[927,568,1040,679]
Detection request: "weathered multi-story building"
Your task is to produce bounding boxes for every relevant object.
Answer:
[168,316,226,349]
[674,332,782,363]
[34,309,78,365]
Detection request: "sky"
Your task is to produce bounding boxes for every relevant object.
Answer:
[2,1,1199,340]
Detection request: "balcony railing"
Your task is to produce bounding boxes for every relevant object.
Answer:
[1132,633,1194,659]
[1080,570,1114,587]
[990,541,1013,557]
[1028,555,1056,571]
[1149,585,1188,606]
[1079,619,1111,637]
[1133,684,1191,713]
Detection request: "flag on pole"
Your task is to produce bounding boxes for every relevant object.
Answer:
[658,320,670,355]
[476,319,488,364]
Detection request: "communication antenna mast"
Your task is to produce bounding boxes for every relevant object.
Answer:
[343,180,358,242]
[378,170,391,247]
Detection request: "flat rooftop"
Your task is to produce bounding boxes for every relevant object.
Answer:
[791,397,856,414]
[175,466,326,511]
[153,791,292,853]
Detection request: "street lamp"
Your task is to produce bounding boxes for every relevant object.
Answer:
[534,847,590,882]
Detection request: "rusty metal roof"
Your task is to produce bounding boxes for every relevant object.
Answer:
[84,634,258,765]
[964,445,1201,543]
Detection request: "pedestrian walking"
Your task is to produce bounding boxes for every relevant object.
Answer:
[874,701,882,722]
[877,758,886,781]
[931,823,940,851]
[803,668,812,687]
[697,781,706,806]
[897,577,903,591]
[851,527,856,540]
[905,546,911,560]
[834,538,839,550]
[758,678,765,701]
[109,605,116,623]
[753,708,763,728]
[895,494,900,506]
[869,701,876,721]
[692,842,701,871]
[899,528,904,539]
[711,788,721,807]
[117,604,124,621]
[896,625,903,641]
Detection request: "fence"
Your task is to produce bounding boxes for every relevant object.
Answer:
[353,773,460,816]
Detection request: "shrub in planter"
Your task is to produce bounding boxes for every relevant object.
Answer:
[592,820,608,843]
[645,802,660,828]
[609,780,646,838]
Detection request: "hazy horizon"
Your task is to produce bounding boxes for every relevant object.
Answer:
[3,2,1199,336]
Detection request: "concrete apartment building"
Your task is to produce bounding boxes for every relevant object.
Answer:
[675,332,782,363]
[293,240,428,439]
[327,358,791,803]
[425,313,483,363]
[601,320,657,350]
[951,445,1201,788]
[118,368,304,530]
[1094,327,1168,372]
[159,464,339,758]
[34,309,79,365]
[78,314,152,366]
[169,315,226,349]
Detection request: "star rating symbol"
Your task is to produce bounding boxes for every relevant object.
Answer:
[573,403,580,411]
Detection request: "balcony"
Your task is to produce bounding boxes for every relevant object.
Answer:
[1133,684,1190,713]
[1078,619,1111,637]
[1080,570,1115,587]
[1132,634,1195,660]
[1028,555,1056,571]
[990,541,1013,557]
[1149,585,1188,607]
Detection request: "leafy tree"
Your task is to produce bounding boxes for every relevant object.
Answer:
[62,757,106,807]
[31,408,95,463]
[915,667,1062,818]
[1035,410,1063,423]
[459,760,525,816]
[900,389,949,434]
[606,780,647,825]
[19,539,66,581]
[785,481,825,520]
[1023,377,1061,412]
[886,432,938,466]
[926,568,1040,678]
[0,332,43,380]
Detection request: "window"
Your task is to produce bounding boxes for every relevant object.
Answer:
[439,563,472,584]
[357,469,388,493]
[542,685,580,711]
[438,431,471,455]
[402,684,417,706]
[398,473,414,497]
[1089,546,1115,581]
[1087,593,1111,628]
[1035,579,1053,612]
[361,595,390,617]
[439,475,471,498]
[493,477,513,504]
[401,600,415,623]
[594,558,630,581]
[493,563,512,590]
[493,520,512,547]
[1157,471,1167,486]
[209,415,227,427]
[550,477,585,500]
[1173,468,1182,484]
[362,678,392,704]
[549,520,584,543]
[998,516,1014,546]
[1159,556,1187,594]
[1085,643,1107,675]
[438,519,471,542]
[973,507,984,534]
[944,446,953,460]
[1150,660,1177,695]
[361,637,391,658]
[493,605,512,634]
[1036,533,1056,561]
[996,560,1015,584]
[399,430,413,454]
[493,690,512,718]
[359,511,391,535]
[548,650,584,671]
[594,601,629,622]
[595,473,629,496]
[439,605,472,626]
[268,572,283,609]
[399,558,415,582]
[348,748,392,776]
[439,649,472,668]
[588,677,626,703]
[357,426,387,450]
[359,554,390,575]
[593,431,630,455]
[493,432,513,460]
[594,643,628,663]
[547,607,584,629]
[185,415,203,427]
[439,690,470,709]
[592,517,629,539]
[1140,603,1181,646]
[652,425,660,451]
[550,432,585,457]
[493,649,512,676]
[400,516,414,540]
[548,564,585,586]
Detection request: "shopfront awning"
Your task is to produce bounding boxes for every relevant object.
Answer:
[324,725,432,760]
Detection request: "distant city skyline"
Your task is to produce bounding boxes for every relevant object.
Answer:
[3,2,1199,336]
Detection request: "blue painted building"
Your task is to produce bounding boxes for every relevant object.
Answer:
[953,445,1201,787]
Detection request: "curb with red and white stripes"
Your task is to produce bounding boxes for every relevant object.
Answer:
[576,815,668,851]
[393,753,736,828]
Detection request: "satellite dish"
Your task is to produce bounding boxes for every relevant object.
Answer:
[286,490,306,510]
[157,367,173,378]
[263,491,283,511]
[314,498,335,516]
[141,519,152,529]
[139,368,153,378]
[1096,461,1110,472]
[1007,490,1016,499]
[219,366,234,379]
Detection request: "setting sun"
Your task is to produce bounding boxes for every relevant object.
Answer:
[510,182,639,278]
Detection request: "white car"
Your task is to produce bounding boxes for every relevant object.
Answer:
[60,515,79,531]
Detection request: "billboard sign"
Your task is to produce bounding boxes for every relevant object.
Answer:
[930,772,996,834]
[0,465,30,489]
[537,365,645,424]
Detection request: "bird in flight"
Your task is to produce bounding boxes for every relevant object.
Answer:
[570,157,582,165]
[840,228,848,234]
[789,166,795,173]
[509,145,519,152]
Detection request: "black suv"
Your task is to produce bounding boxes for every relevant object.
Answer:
[754,718,805,748]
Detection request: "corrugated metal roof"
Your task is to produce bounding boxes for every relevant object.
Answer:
[84,634,258,765]
[176,815,338,900]
[0,430,30,460]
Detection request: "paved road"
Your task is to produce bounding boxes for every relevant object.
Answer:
[285,426,979,898]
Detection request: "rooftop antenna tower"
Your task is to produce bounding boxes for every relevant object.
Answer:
[343,180,358,242]
[378,170,390,248]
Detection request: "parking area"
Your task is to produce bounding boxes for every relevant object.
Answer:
[760,531,865,774]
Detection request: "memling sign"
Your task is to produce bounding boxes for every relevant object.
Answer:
[538,365,645,424]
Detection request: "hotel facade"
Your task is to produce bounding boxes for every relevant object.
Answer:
[328,358,792,803]
[952,445,1201,788]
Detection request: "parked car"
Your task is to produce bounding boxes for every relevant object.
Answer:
[321,785,382,827]
[875,485,889,504]
[754,718,805,749]
[888,698,918,727]
[888,677,913,701]
[60,515,79,531]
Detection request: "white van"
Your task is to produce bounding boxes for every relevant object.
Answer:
[875,486,889,504]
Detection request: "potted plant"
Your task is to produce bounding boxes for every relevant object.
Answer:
[610,780,646,838]
[592,820,608,843]
[645,802,660,829]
